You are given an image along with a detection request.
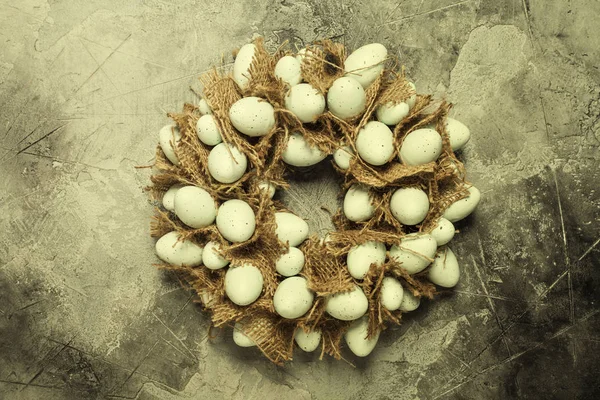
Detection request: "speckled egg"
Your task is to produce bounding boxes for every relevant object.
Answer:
[198,98,212,115]
[196,114,222,146]
[346,241,386,279]
[445,117,471,151]
[207,143,248,183]
[399,289,420,312]
[233,43,256,90]
[155,231,203,267]
[173,186,217,229]
[389,187,430,225]
[159,124,181,165]
[274,212,309,247]
[345,316,380,357]
[233,322,255,347]
[325,284,368,321]
[202,241,229,270]
[284,83,326,123]
[376,101,410,126]
[399,128,443,166]
[355,121,395,166]
[275,247,305,276]
[327,76,366,119]
[229,97,276,137]
[162,184,184,212]
[380,277,404,311]
[343,184,375,222]
[282,132,327,167]
[333,145,355,170]
[294,328,321,352]
[428,247,460,288]
[224,263,263,306]
[257,180,276,198]
[216,199,256,243]
[442,186,480,222]
[344,43,388,88]
[389,233,437,274]
[273,277,314,319]
[430,218,455,246]
[275,55,302,86]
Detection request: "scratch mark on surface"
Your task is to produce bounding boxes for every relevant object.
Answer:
[433,310,599,399]
[17,124,69,154]
[379,0,472,26]
[540,97,550,142]
[521,0,535,45]
[472,253,512,358]
[20,151,116,171]
[578,236,600,261]
[7,300,42,319]
[152,312,198,362]
[552,169,574,324]
[72,33,132,97]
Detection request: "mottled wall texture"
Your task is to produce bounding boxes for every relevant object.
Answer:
[1,0,598,399]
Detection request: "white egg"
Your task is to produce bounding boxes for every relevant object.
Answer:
[159,124,181,165]
[155,231,203,267]
[399,128,443,166]
[282,132,327,167]
[198,98,212,115]
[284,83,326,123]
[162,184,184,212]
[294,328,321,352]
[202,241,230,270]
[296,47,309,63]
[406,82,417,109]
[216,199,256,243]
[333,145,354,170]
[344,43,388,88]
[224,263,263,306]
[442,186,481,223]
[208,143,248,183]
[376,101,409,125]
[346,241,386,279]
[389,187,430,225]
[399,289,421,312]
[325,284,368,321]
[343,184,375,222]
[345,316,380,357]
[275,55,302,86]
[430,218,455,246]
[173,186,217,229]
[233,43,256,90]
[273,277,314,319]
[196,115,222,146]
[380,277,404,311]
[428,247,460,288]
[275,247,305,276]
[229,97,276,137]
[327,76,366,119]
[355,121,395,166]
[445,117,471,151]
[389,233,437,274]
[257,180,276,198]
[233,322,255,347]
[274,212,309,247]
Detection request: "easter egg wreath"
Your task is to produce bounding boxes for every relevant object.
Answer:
[149,38,480,364]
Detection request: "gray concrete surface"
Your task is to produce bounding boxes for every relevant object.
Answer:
[1,0,599,399]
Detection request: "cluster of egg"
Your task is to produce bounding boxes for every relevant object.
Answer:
[154,41,481,358]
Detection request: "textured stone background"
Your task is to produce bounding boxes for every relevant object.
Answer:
[1,0,599,399]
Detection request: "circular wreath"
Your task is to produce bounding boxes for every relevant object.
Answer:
[148,38,480,364]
